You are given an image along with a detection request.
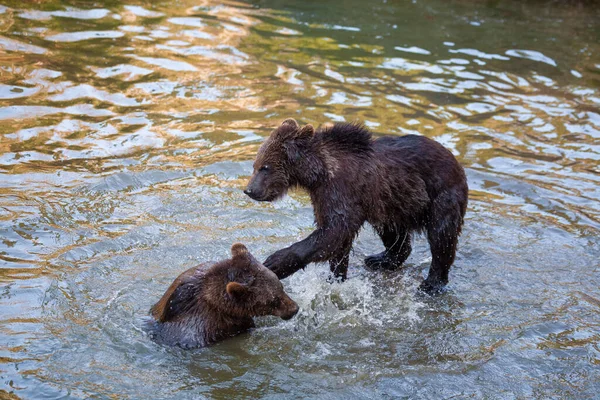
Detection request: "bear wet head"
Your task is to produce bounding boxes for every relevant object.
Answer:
[244,118,316,202]
[216,243,299,321]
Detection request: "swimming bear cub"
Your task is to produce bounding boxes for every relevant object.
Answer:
[244,119,468,294]
[149,243,299,348]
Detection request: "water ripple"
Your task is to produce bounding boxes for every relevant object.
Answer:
[45,30,125,42]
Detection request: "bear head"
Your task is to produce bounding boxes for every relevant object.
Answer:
[244,118,316,202]
[204,243,299,320]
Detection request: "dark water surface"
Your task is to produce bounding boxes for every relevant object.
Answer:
[1,0,599,398]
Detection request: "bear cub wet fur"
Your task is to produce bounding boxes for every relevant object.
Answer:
[244,119,468,294]
[148,243,299,348]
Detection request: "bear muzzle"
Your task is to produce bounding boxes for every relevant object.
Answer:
[244,172,277,202]
[244,187,276,202]
[243,187,260,200]
[275,296,299,320]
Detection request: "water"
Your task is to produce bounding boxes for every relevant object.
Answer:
[1,0,599,398]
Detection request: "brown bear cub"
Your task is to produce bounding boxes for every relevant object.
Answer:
[244,119,468,294]
[148,243,299,348]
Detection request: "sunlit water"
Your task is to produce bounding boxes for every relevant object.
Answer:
[1,0,599,398]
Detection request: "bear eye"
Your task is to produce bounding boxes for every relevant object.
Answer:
[259,165,270,172]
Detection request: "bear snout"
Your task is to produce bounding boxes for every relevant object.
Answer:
[277,297,299,320]
[243,179,262,199]
[244,186,272,202]
[244,172,274,202]
[244,188,263,201]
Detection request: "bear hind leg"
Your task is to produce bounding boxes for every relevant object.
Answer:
[329,240,352,281]
[419,191,464,294]
[365,225,412,271]
[329,252,349,282]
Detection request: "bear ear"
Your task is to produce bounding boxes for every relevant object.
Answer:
[280,118,299,130]
[226,281,249,300]
[231,243,248,258]
[296,124,314,139]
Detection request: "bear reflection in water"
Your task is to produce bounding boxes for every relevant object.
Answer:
[245,119,468,294]
[147,243,299,348]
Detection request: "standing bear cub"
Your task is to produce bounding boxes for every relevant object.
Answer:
[244,119,468,294]
[148,243,299,348]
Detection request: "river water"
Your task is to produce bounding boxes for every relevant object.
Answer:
[1,0,599,398]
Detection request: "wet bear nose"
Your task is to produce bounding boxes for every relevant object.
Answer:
[280,302,299,320]
[244,188,252,196]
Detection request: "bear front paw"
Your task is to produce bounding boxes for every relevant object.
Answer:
[264,250,303,279]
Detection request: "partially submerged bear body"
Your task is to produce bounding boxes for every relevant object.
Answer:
[244,119,468,293]
[149,243,299,348]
